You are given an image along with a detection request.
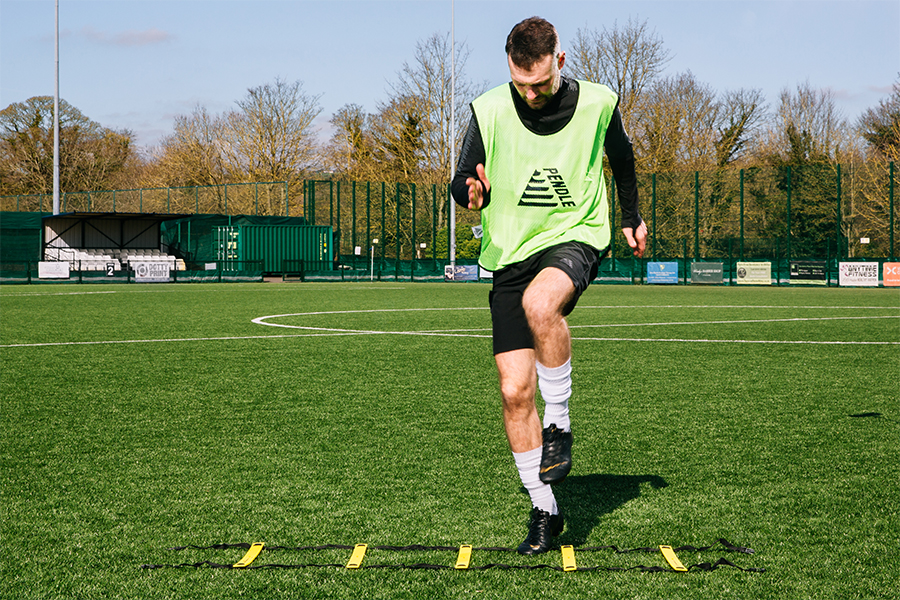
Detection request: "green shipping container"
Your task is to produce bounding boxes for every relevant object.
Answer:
[215,225,332,274]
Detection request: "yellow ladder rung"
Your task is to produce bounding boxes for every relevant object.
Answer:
[455,544,473,569]
[346,544,368,569]
[660,545,688,572]
[561,545,577,572]
[232,542,264,568]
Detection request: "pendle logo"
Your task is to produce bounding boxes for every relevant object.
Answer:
[518,168,576,208]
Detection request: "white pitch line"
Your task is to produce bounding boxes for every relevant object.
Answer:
[5,308,897,349]
[0,284,408,298]
[570,315,900,328]
[251,307,487,325]
[1,290,119,297]
[578,304,898,310]
[0,329,494,349]
[574,337,898,345]
[0,332,374,349]
[3,326,895,348]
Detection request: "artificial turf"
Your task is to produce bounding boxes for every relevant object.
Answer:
[1,282,897,599]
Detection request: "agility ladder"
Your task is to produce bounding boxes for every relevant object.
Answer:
[141,538,764,573]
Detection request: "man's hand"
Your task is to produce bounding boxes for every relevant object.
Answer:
[622,220,648,258]
[465,163,490,210]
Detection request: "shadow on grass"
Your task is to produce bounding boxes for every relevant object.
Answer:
[550,474,669,547]
[849,411,897,423]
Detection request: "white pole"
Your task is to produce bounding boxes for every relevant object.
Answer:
[53,0,60,215]
[449,0,456,267]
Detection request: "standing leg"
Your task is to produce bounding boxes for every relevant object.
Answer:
[522,267,576,484]
[495,348,563,554]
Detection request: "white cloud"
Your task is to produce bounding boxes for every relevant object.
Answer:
[78,26,175,47]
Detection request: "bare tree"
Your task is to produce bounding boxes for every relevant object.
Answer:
[857,77,900,161]
[144,79,321,214]
[0,96,136,195]
[148,106,228,188]
[325,103,377,180]
[759,81,849,163]
[390,32,485,182]
[567,17,671,131]
[370,95,425,184]
[635,71,720,172]
[715,88,767,167]
[224,78,322,182]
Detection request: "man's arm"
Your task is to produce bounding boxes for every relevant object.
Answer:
[451,112,491,210]
[605,104,647,257]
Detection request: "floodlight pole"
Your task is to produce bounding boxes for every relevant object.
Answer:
[53,0,60,215]
[449,0,456,267]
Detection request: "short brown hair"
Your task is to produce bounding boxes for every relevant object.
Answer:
[505,17,559,68]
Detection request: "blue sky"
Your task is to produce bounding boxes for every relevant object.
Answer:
[1,0,898,150]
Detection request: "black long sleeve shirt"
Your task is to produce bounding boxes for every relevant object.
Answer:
[451,76,642,229]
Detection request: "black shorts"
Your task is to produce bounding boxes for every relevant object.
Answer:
[489,241,604,355]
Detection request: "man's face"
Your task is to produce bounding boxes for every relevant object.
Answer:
[508,51,565,110]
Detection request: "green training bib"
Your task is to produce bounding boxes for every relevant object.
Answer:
[472,80,618,271]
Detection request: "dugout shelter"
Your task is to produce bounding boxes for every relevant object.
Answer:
[41,212,191,270]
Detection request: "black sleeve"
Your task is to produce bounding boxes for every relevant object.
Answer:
[451,110,491,209]
[604,104,642,229]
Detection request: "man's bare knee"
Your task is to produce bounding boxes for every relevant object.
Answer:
[522,269,573,325]
[500,378,533,409]
[522,293,560,335]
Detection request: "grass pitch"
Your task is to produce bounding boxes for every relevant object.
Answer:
[1,282,898,599]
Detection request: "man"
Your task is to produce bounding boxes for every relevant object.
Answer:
[451,16,647,555]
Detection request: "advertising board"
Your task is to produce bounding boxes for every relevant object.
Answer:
[736,262,771,285]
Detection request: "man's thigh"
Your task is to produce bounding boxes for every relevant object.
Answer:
[490,242,600,354]
[533,241,600,316]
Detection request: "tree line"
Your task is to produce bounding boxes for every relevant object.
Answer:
[2,20,897,256]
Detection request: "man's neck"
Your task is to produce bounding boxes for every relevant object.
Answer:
[509,76,577,136]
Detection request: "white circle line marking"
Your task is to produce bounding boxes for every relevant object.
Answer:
[4,308,896,349]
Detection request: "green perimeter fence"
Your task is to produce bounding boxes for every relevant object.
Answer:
[1,162,896,285]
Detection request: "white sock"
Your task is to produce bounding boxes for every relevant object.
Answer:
[537,359,572,432]
[513,447,558,514]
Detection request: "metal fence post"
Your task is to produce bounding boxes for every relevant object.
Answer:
[432,184,437,265]
[728,237,734,285]
[335,181,340,261]
[786,166,792,262]
[694,171,700,260]
[739,169,745,261]
[366,182,371,262]
[395,182,401,278]
[890,161,895,260]
[610,177,617,267]
[351,181,357,255]
[651,173,657,260]
[411,183,416,281]
[446,184,451,262]
[836,164,842,261]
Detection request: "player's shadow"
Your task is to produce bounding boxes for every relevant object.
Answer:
[547,474,668,546]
